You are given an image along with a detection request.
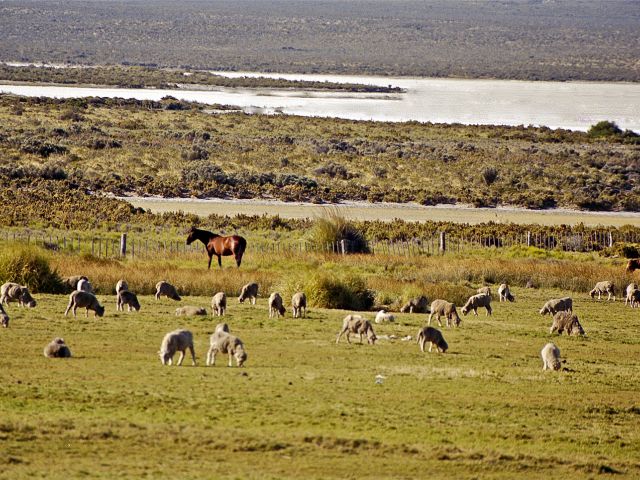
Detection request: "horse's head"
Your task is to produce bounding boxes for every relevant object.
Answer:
[186,227,198,245]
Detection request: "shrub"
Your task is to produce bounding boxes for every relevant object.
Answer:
[314,162,353,180]
[310,209,369,254]
[278,271,374,310]
[588,121,622,138]
[482,167,499,186]
[0,244,64,293]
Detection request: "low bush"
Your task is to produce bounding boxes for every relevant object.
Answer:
[278,271,374,310]
[0,244,64,293]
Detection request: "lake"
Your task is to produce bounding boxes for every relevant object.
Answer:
[2,71,640,131]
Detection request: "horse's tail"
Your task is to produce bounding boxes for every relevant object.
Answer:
[237,235,248,254]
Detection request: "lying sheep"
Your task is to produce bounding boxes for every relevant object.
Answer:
[115,279,129,294]
[399,295,429,314]
[549,311,585,336]
[461,293,492,316]
[625,283,638,306]
[43,337,72,358]
[116,290,140,312]
[206,327,247,367]
[541,343,561,371]
[292,292,307,318]
[62,275,88,292]
[590,281,616,301]
[158,329,196,366]
[336,315,377,345]
[211,292,227,316]
[477,286,492,298]
[155,281,181,301]
[238,282,258,304]
[498,283,515,302]
[175,306,207,316]
[374,309,395,324]
[417,326,448,353]
[64,291,105,318]
[0,303,9,328]
[428,299,461,327]
[0,282,37,308]
[268,292,286,318]
[539,297,573,316]
[77,278,94,294]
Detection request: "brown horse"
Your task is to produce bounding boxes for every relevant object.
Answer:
[186,227,247,269]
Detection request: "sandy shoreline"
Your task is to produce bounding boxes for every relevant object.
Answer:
[119,197,640,227]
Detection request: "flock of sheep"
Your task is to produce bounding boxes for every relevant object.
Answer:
[2,275,638,370]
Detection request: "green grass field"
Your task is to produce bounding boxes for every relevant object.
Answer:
[2,286,639,478]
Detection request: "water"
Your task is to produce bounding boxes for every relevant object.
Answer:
[2,71,640,131]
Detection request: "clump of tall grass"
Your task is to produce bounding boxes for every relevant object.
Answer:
[310,209,369,254]
[277,272,374,310]
[0,243,63,293]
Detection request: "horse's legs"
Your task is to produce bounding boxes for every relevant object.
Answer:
[236,253,243,268]
[207,254,213,270]
[217,255,222,268]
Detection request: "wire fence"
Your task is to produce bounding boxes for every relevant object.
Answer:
[2,228,639,259]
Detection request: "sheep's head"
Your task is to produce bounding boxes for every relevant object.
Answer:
[20,288,37,308]
[235,350,247,367]
[170,293,181,301]
[437,339,448,353]
[215,323,230,333]
[450,311,462,327]
[460,305,470,316]
[506,293,515,302]
[570,320,585,336]
[539,307,549,315]
[278,305,286,316]
[159,350,172,365]
[130,298,141,311]
[95,304,105,317]
[400,303,410,313]
[367,328,377,345]
[589,289,596,298]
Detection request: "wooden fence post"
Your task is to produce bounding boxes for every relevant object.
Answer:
[340,239,347,255]
[439,232,446,254]
[120,233,127,257]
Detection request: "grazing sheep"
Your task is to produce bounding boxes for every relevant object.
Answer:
[549,311,585,336]
[158,329,196,366]
[541,343,561,371]
[497,283,515,302]
[116,290,140,312]
[0,303,9,328]
[268,292,286,318]
[477,286,492,298]
[77,278,93,294]
[155,281,181,301]
[43,337,72,358]
[374,309,395,324]
[292,292,307,318]
[62,275,88,292]
[461,293,492,316]
[238,282,259,304]
[589,281,616,301]
[626,258,640,273]
[539,297,573,316]
[206,328,247,367]
[115,279,129,294]
[0,282,37,308]
[399,295,429,314]
[64,291,105,318]
[428,299,461,327]
[625,283,638,306]
[211,292,227,316]
[628,289,640,308]
[336,315,377,345]
[417,326,448,353]
[175,306,207,316]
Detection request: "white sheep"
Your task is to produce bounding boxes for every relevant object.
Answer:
[539,297,573,316]
[428,299,461,327]
[206,327,247,367]
[116,290,140,312]
[268,292,286,318]
[155,281,181,301]
[0,282,37,308]
[62,275,88,292]
[497,283,515,302]
[374,309,395,324]
[461,293,492,316]
[115,279,129,294]
[43,337,72,358]
[292,292,307,318]
[64,291,105,317]
[238,282,259,304]
[590,281,616,301]
[211,292,227,316]
[541,343,561,371]
[0,303,9,328]
[336,314,377,344]
[625,283,638,307]
[77,278,94,294]
[175,306,207,316]
[399,295,429,313]
[158,329,196,366]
